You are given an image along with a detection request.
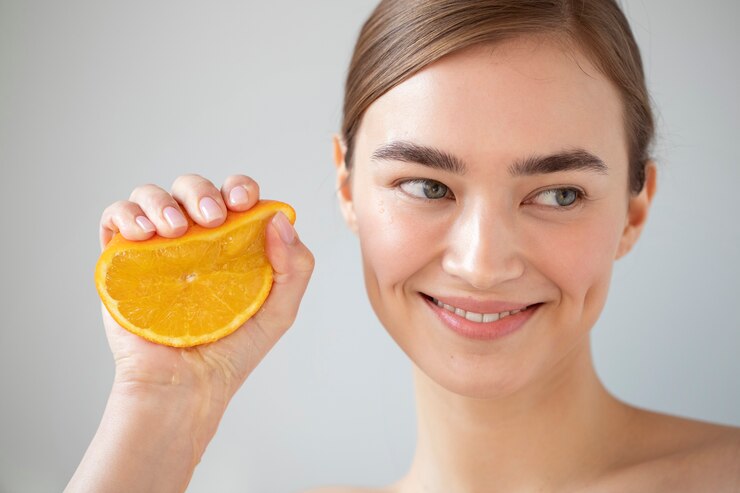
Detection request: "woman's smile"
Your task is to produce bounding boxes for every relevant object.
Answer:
[421,293,544,341]
[425,294,535,320]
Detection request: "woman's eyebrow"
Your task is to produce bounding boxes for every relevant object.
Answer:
[371,140,608,176]
[371,141,466,174]
[509,149,608,176]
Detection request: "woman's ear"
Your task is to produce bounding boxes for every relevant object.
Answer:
[615,161,657,259]
[333,134,358,233]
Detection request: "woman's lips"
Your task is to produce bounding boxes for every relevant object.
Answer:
[422,294,542,341]
[425,294,532,315]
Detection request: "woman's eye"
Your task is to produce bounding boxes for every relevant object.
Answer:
[530,188,582,208]
[399,179,451,200]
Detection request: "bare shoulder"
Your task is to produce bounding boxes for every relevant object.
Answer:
[638,409,740,463]
[595,408,740,492]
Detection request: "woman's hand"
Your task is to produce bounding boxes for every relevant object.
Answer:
[66,174,313,493]
[100,173,314,406]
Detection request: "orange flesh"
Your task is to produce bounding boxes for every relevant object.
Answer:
[95,201,294,347]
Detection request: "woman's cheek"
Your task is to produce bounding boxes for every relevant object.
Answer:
[527,211,622,326]
[356,197,439,289]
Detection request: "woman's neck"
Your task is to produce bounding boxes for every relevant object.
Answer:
[398,340,632,493]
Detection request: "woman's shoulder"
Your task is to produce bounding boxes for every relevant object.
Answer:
[303,411,740,493]
[594,408,740,492]
[632,408,740,462]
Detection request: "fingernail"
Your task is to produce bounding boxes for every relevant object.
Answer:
[229,186,248,206]
[272,212,296,245]
[163,206,187,229]
[135,215,156,233]
[199,197,223,222]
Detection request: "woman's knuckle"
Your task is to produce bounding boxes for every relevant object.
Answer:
[103,201,120,214]
[229,174,258,191]
[283,315,298,330]
[129,183,159,201]
[175,173,199,182]
[297,250,316,274]
[102,201,124,220]
[173,175,220,201]
[267,310,296,333]
[194,180,219,196]
[172,173,204,188]
[307,250,316,268]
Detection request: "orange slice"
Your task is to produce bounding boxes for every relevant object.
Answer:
[95,200,295,347]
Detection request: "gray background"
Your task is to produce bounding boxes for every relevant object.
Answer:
[1,1,738,492]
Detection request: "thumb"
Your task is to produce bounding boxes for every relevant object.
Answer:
[239,211,314,355]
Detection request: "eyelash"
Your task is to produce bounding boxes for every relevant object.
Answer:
[396,178,587,210]
[526,186,587,210]
[397,179,455,202]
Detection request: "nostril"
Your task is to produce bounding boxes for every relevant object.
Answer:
[441,249,526,290]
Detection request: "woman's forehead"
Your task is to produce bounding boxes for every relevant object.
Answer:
[358,37,628,173]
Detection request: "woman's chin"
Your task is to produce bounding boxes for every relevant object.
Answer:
[409,332,595,402]
[410,355,540,400]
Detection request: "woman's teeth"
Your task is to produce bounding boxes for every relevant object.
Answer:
[431,297,530,323]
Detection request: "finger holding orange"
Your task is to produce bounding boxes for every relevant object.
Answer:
[221,174,260,212]
[96,200,296,348]
[129,183,190,238]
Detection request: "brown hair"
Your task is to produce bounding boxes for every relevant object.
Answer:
[342,0,654,194]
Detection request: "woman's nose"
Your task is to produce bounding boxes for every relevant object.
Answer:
[441,207,526,290]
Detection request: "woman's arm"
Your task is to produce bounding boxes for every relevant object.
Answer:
[65,381,221,493]
[67,173,314,492]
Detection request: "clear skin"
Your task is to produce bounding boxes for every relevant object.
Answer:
[67,38,739,493]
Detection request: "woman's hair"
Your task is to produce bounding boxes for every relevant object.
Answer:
[342,0,654,195]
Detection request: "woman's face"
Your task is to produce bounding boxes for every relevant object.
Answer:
[336,37,654,398]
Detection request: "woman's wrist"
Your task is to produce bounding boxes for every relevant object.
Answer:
[111,366,234,445]
[65,381,225,493]
[110,378,226,459]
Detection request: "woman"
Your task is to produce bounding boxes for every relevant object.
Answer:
[67,1,740,491]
